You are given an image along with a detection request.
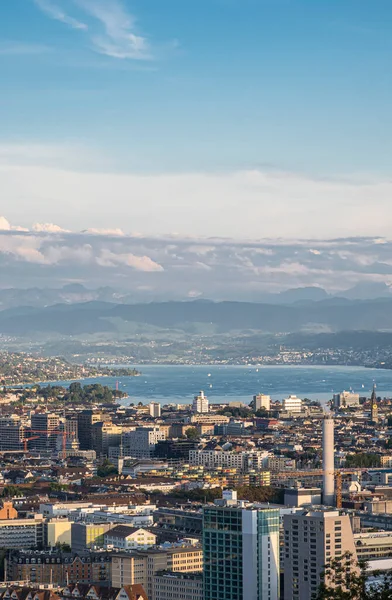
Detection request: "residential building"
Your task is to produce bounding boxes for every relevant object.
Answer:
[149,403,161,418]
[104,526,157,550]
[283,509,358,600]
[122,427,167,459]
[354,531,392,561]
[189,449,267,471]
[203,491,280,600]
[282,396,302,414]
[254,394,271,412]
[6,551,112,586]
[267,456,296,471]
[192,391,209,414]
[153,571,203,600]
[111,546,203,600]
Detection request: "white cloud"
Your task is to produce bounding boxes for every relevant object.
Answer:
[0,217,11,231]
[96,249,164,271]
[84,228,125,236]
[33,222,69,233]
[34,0,88,30]
[75,0,151,59]
[33,0,152,60]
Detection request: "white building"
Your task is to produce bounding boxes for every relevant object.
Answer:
[333,391,360,409]
[283,395,302,413]
[189,449,267,471]
[105,526,157,550]
[149,403,161,418]
[122,427,167,458]
[192,391,209,414]
[253,394,271,412]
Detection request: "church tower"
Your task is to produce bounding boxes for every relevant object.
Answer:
[370,384,378,424]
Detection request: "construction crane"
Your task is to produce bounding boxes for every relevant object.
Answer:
[24,429,75,459]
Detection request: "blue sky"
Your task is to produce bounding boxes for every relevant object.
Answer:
[0,0,392,241]
[1,0,392,173]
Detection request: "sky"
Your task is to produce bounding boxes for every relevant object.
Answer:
[1,0,392,294]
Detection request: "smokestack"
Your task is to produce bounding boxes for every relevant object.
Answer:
[322,415,335,506]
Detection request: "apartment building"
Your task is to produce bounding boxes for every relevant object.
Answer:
[283,509,358,600]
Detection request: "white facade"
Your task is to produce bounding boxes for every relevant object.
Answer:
[254,394,271,411]
[333,391,360,408]
[283,395,302,413]
[189,449,267,471]
[122,427,167,458]
[192,391,209,414]
[149,403,161,418]
[322,416,335,506]
[105,526,157,550]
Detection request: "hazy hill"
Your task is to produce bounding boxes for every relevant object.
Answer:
[1,298,392,337]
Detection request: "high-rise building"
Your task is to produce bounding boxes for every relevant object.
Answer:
[370,385,378,424]
[192,391,209,414]
[283,509,358,600]
[30,412,60,451]
[253,394,271,412]
[92,422,123,457]
[322,416,335,506]
[203,490,280,600]
[122,427,167,458]
[77,410,106,450]
[282,396,302,414]
[0,415,26,451]
[149,403,161,418]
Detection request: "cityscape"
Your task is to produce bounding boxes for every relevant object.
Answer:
[1,0,392,599]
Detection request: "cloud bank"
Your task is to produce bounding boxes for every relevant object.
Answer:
[1,217,392,299]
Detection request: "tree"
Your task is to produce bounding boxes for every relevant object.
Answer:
[315,552,392,600]
[345,453,381,468]
[186,427,199,440]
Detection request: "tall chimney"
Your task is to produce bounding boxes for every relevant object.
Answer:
[322,415,335,506]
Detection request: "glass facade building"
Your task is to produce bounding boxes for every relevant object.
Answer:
[203,504,280,600]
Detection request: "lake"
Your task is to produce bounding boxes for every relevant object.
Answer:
[47,364,392,406]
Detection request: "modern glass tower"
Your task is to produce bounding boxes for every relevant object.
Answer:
[203,491,280,600]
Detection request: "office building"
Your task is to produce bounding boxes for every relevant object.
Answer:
[203,490,280,600]
[77,410,107,450]
[122,427,167,459]
[282,396,302,414]
[333,391,360,409]
[154,439,198,460]
[71,522,113,552]
[0,416,26,451]
[153,571,203,600]
[283,509,358,600]
[192,391,209,414]
[46,518,72,548]
[254,394,271,412]
[92,422,123,457]
[0,514,44,549]
[30,412,60,451]
[149,403,161,418]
